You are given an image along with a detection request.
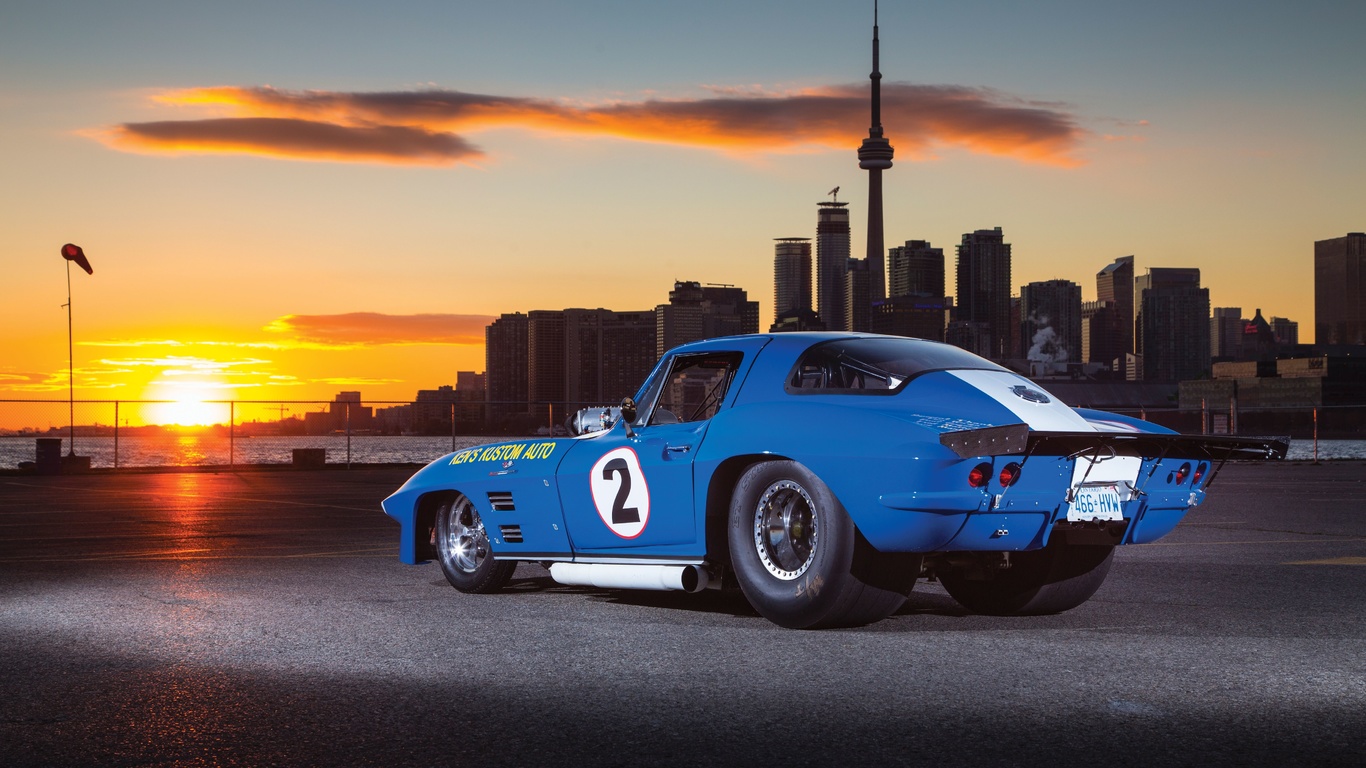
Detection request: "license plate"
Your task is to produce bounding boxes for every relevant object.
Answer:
[1068,485,1125,522]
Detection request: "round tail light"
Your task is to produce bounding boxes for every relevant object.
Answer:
[1174,462,1192,485]
[1192,462,1209,486]
[968,462,992,488]
[999,462,1022,487]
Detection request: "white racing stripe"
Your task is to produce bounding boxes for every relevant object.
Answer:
[948,370,1096,433]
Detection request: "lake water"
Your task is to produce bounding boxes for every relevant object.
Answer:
[0,435,510,470]
[1,434,1362,470]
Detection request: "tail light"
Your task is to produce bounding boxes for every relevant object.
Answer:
[999,462,1022,487]
[1174,462,1192,485]
[1192,462,1209,486]
[968,462,992,488]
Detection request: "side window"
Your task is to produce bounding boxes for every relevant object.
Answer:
[786,343,905,394]
[786,338,1006,395]
[647,352,743,425]
[790,358,892,390]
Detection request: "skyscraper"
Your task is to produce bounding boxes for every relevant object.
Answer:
[1211,307,1244,360]
[657,281,705,356]
[1241,308,1278,361]
[858,3,893,302]
[873,239,949,341]
[487,307,656,428]
[698,283,760,339]
[887,240,944,299]
[564,308,656,406]
[656,280,759,355]
[815,201,851,331]
[1020,279,1082,368]
[954,227,1012,358]
[527,309,567,418]
[772,237,813,319]
[844,259,870,333]
[1270,316,1299,346]
[485,312,529,423]
[1314,233,1366,345]
[1135,268,1210,382]
[1096,255,1135,360]
[1081,300,1114,368]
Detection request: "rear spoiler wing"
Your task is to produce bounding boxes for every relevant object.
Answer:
[939,424,1290,463]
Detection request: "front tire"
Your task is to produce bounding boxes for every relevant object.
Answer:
[938,540,1114,616]
[727,461,918,629]
[435,493,515,593]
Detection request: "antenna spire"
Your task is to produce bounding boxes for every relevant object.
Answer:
[857,0,893,303]
[871,0,882,136]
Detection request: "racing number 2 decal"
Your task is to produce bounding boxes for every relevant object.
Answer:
[589,447,651,538]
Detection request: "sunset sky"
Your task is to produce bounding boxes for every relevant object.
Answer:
[2,0,1363,425]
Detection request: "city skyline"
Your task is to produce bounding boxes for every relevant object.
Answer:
[3,1,1362,417]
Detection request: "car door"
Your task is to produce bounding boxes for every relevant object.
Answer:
[556,350,744,555]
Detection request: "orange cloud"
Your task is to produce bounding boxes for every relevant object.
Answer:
[100,117,481,165]
[0,371,66,393]
[265,312,494,346]
[95,83,1086,166]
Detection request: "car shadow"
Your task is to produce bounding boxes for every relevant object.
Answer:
[502,572,764,619]
[894,589,972,617]
[475,569,975,623]
[427,572,1160,632]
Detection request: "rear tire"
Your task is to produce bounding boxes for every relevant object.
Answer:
[938,540,1114,616]
[727,461,919,629]
[435,493,515,593]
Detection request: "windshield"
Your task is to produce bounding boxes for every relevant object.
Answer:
[786,337,1007,394]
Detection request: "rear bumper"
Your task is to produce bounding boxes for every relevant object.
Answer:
[871,483,1204,552]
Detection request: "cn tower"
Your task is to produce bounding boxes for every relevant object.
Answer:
[857,1,894,301]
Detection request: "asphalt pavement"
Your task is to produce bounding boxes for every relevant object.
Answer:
[1,461,1363,766]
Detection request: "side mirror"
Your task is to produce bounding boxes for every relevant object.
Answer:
[619,397,638,438]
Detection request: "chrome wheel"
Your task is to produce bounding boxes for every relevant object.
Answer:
[439,495,490,574]
[753,479,819,580]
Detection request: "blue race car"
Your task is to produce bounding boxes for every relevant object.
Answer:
[382,333,1287,628]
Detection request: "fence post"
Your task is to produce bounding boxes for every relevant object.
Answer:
[229,401,235,467]
[114,401,119,469]
[451,402,456,453]
[1313,407,1319,464]
[1201,398,1208,435]
[1229,395,1238,435]
[346,401,351,469]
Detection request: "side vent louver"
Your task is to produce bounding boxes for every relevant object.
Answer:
[499,524,523,543]
[487,491,515,511]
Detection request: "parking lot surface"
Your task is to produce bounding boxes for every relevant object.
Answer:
[2,462,1363,766]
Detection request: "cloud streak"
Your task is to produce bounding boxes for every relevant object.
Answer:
[265,312,494,346]
[104,118,481,165]
[94,83,1086,166]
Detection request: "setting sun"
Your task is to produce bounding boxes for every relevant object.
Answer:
[149,398,226,427]
[141,375,234,427]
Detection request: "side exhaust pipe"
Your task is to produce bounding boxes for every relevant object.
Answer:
[549,563,709,593]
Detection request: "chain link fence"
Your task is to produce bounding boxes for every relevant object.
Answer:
[1,398,1362,470]
[0,398,611,470]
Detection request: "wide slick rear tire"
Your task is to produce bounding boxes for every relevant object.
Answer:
[938,540,1115,616]
[727,460,918,629]
[434,493,515,594]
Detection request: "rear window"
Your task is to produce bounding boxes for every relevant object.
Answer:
[785,337,1006,394]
